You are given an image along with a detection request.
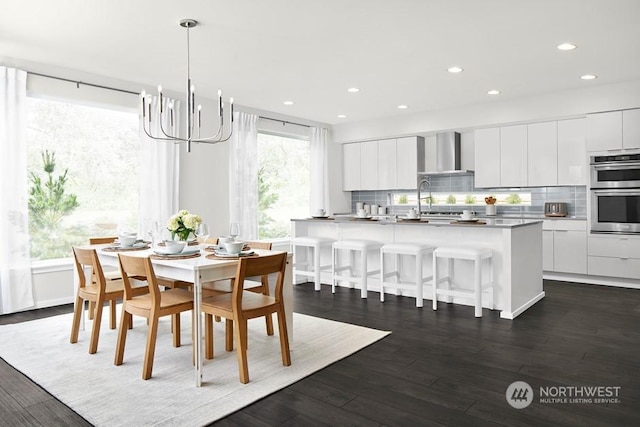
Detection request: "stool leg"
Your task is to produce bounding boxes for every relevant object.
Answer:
[380,250,385,302]
[415,252,423,307]
[394,253,401,295]
[446,258,454,303]
[292,244,299,284]
[360,249,367,299]
[313,245,321,291]
[432,253,438,310]
[349,250,356,289]
[474,257,482,317]
[331,246,337,294]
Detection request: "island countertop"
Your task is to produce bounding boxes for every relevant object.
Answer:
[292,216,542,229]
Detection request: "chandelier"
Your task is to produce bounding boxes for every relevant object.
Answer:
[140,19,234,152]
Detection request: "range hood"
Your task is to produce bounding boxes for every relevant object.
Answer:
[418,132,474,175]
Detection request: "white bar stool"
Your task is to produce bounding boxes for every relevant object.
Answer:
[380,242,435,307]
[291,236,336,291]
[432,246,493,317]
[332,239,383,298]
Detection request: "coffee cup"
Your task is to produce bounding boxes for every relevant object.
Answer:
[461,209,473,220]
[218,236,233,246]
[314,208,326,217]
[356,202,364,211]
[357,209,367,217]
[224,241,244,254]
[118,234,137,247]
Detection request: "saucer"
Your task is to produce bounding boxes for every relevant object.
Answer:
[457,218,479,222]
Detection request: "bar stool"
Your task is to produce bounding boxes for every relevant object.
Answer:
[380,242,435,307]
[291,236,335,291]
[432,246,493,317]
[332,239,383,298]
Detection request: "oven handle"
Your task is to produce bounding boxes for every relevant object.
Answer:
[591,161,640,170]
[591,189,640,195]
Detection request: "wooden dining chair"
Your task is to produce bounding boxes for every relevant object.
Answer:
[70,247,147,354]
[114,253,194,380]
[202,251,290,384]
[87,237,122,323]
[203,241,275,335]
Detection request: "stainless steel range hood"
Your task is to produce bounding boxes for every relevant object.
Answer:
[418,132,474,175]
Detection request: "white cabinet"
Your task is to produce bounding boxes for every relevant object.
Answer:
[623,108,640,150]
[342,143,360,191]
[500,124,528,187]
[544,220,587,274]
[359,141,378,190]
[397,136,420,189]
[528,121,557,186]
[474,127,501,188]
[557,118,586,185]
[377,139,397,189]
[588,234,640,279]
[586,108,640,152]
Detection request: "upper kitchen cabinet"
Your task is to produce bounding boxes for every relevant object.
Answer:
[586,109,640,152]
[360,140,378,190]
[342,143,361,191]
[557,118,586,185]
[377,138,397,189]
[397,136,423,189]
[528,121,557,186]
[500,124,528,187]
[623,108,640,150]
[474,127,501,187]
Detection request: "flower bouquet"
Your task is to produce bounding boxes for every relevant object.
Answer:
[484,196,497,216]
[167,210,202,241]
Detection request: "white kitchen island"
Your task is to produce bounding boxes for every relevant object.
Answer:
[291,217,544,319]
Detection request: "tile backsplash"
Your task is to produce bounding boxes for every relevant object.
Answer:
[350,174,587,218]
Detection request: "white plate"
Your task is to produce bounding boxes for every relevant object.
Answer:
[353,215,371,220]
[214,250,255,258]
[154,248,200,256]
[311,215,330,219]
[457,218,480,222]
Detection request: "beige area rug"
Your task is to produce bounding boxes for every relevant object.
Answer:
[0,309,389,426]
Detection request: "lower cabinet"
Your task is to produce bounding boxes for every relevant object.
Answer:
[543,220,587,274]
[588,234,640,279]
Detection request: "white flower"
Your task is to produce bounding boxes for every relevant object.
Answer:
[178,209,189,217]
[183,214,201,230]
[167,216,180,231]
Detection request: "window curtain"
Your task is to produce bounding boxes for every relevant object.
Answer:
[229,112,258,240]
[310,127,330,213]
[138,96,180,238]
[0,67,34,314]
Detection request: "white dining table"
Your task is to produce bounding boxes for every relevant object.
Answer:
[87,244,293,387]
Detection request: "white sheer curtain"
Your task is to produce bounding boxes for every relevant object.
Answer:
[0,67,34,314]
[310,127,330,214]
[139,96,180,237]
[229,112,258,240]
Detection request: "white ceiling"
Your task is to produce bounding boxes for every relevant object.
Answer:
[1,0,639,125]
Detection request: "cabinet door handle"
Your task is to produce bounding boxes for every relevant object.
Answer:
[619,257,629,260]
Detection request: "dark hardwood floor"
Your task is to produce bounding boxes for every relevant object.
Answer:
[1,280,639,426]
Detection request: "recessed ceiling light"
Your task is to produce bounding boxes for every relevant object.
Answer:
[283,100,294,105]
[580,74,598,80]
[557,42,577,51]
[447,66,464,73]
[397,105,408,109]
[337,114,347,118]
[347,87,360,93]
[487,90,501,95]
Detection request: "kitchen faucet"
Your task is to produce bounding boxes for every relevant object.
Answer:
[417,177,431,214]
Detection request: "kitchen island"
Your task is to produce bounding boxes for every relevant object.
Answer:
[291,216,544,319]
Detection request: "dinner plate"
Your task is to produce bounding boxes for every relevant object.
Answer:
[457,218,480,222]
[352,215,372,220]
[153,248,200,256]
[213,250,255,258]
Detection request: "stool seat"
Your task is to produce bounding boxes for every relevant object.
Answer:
[291,236,335,291]
[433,246,494,317]
[332,239,383,298]
[380,242,435,307]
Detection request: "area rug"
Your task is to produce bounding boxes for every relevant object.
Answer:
[0,310,389,426]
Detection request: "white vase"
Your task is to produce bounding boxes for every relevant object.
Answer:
[486,204,497,216]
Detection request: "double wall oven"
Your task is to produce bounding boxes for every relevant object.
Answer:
[590,152,640,233]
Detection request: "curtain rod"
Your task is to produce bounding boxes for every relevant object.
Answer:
[28,71,140,96]
[259,115,311,128]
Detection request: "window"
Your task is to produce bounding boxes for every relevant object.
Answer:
[257,132,309,239]
[26,97,139,261]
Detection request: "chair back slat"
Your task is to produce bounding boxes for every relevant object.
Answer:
[89,236,117,245]
[244,240,273,250]
[117,254,160,305]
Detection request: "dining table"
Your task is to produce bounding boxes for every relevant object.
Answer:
[85,243,293,387]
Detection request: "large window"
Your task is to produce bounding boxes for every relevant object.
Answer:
[26,97,139,261]
[257,132,309,239]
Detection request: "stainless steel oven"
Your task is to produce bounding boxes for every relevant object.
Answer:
[590,153,640,188]
[590,152,640,234]
[590,189,640,233]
